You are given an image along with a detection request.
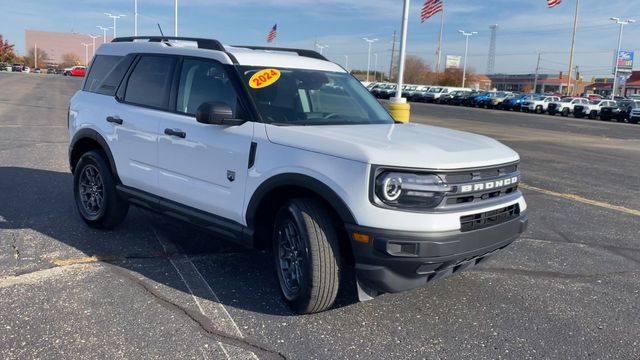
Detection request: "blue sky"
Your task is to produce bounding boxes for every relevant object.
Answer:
[2,0,640,77]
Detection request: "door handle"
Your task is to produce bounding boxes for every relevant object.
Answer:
[106,116,123,125]
[164,128,186,138]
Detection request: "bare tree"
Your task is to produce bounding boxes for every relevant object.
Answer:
[401,55,433,84]
[60,53,81,68]
[23,48,50,68]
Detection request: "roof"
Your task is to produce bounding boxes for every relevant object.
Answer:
[97,37,345,73]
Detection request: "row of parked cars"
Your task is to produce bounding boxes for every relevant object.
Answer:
[365,82,640,124]
[0,62,86,76]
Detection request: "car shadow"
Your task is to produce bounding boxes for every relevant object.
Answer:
[0,166,358,316]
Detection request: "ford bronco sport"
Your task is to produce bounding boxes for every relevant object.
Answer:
[69,36,528,314]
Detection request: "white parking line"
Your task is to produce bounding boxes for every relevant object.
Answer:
[149,223,258,360]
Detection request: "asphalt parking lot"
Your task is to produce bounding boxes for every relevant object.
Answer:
[1,72,639,359]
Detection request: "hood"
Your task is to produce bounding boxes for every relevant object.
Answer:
[265,123,519,169]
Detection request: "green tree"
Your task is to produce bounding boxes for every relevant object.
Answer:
[0,35,17,63]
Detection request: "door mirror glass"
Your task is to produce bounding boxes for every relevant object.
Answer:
[196,101,245,126]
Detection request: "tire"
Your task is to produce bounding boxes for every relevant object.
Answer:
[74,150,129,229]
[273,198,341,314]
[601,115,610,121]
[588,111,597,120]
[574,113,584,118]
[548,110,556,116]
[561,108,570,117]
[630,117,639,124]
[535,106,543,114]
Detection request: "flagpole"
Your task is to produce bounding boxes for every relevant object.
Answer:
[435,1,445,80]
[565,0,579,95]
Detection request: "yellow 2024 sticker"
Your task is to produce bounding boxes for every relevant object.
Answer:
[249,68,280,89]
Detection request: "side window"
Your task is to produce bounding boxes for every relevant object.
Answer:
[176,58,239,116]
[84,55,122,93]
[124,56,176,109]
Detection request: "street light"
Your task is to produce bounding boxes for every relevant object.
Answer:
[97,26,112,43]
[362,37,378,82]
[315,43,328,55]
[174,0,178,36]
[104,13,126,38]
[610,17,635,98]
[374,53,378,82]
[81,43,91,66]
[134,0,138,36]
[459,30,478,88]
[87,34,100,57]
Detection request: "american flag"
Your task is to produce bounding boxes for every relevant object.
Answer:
[267,24,277,43]
[420,0,443,23]
[547,0,561,8]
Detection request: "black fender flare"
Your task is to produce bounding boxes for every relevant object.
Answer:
[245,173,357,227]
[69,128,119,181]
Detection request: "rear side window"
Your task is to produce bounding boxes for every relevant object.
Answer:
[124,56,176,109]
[83,55,122,93]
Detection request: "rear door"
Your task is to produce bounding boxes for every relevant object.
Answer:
[109,55,177,192]
[157,57,254,224]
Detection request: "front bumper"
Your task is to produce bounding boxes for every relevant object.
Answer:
[346,212,528,293]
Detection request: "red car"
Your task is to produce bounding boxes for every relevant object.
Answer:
[64,66,86,77]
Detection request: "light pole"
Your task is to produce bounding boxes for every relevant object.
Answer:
[374,53,378,82]
[362,37,378,82]
[81,43,91,66]
[87,34,100,57]
[459,30,478,88]
[134,0,138,36]
[610,17,635,98]
[315,43,328,55]
[174,0,178,36]
[104,13,126,38]
[97,26,112,43]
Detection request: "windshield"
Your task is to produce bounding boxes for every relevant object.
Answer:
[589,100,601,105]
[239,66,394,125]
[428,87,443,93]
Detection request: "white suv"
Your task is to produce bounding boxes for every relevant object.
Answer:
[69,36,528,314]
[521,95,561,114]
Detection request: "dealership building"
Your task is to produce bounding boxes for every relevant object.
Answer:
[25,29,113,66]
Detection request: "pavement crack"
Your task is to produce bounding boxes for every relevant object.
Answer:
[10,236,20,259]
[472,267,638,282]
[106,264,286,360]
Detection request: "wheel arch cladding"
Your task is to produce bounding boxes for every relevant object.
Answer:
[246,173,357,259]
[69,129,119,181]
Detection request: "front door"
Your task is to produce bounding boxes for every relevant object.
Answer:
[157,58,254,224]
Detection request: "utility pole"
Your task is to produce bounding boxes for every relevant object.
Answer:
[389,30,397,82]
[363,37,378,82]
[574,65,580,95]
[459,30,478,88]
[533,52,541,93]
[88,35,99,57]
[565,0,580,95]
[610,17,635,98]
[174,0,178,36]
[134,0,138,36]
[374,53,378,82]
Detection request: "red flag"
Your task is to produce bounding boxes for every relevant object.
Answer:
[547,0,561,8]
[267,24,277,43]
[420,0,443,23]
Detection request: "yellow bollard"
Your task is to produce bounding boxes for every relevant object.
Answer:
[386,99,411,123]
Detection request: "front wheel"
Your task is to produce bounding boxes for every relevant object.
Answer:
[273,198,341,314]
[535,106,543,114]
[74,150,129,229]
[588,111,597,120]
[561,108,570,117]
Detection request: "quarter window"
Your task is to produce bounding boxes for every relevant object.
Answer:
[83,55,122,94]
[124,56,176,109]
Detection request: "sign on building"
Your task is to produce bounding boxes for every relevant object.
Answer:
[445,55,461,69]
[614,50,634,73]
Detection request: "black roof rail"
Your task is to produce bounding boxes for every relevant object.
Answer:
[231,46,328,61]
[111,36,226,51]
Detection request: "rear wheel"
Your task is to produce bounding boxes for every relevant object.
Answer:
[588,111,597,120]
[561,108,570,117]
[273,198,341,314]
[74,150,129,229]
[535,106,543,114]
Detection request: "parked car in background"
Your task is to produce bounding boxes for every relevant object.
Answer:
[629,106,640,124]
[448,90,474,106]
[407,85,432,102]
[462,91,484,106]
[585,94,603,101]
[22,66,31,73]
[12,63,24,72]
[521,95,561,114]
[370,83,395,99]
[0,62,8,71]
[472,91,498,108]
[34,68,42,73]
[573,99,617,119]
[488,92,514,109]
[547,97,589,116]
[600,99,640,122]
[502,93,537,111]
[64,66,87,77]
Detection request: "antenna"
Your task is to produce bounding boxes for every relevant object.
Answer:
[157,23,165,39]
[487,24,498,74]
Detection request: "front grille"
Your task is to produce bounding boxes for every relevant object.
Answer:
[442,163,517,183]
[460,204,520,232]
[574,105,584,113]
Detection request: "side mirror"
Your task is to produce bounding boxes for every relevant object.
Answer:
[195,101,245,126]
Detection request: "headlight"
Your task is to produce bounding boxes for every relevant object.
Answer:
[374,172,451,209]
